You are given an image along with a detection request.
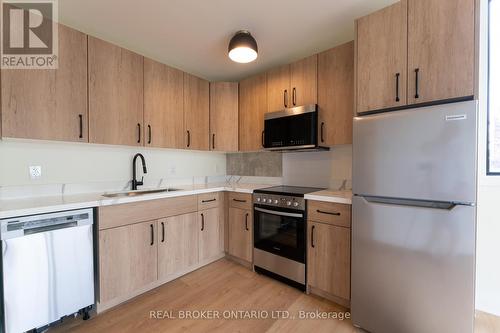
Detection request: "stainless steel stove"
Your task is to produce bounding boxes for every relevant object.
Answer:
[252,185,323,291]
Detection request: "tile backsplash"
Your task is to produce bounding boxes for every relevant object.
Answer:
[226,152,282,177]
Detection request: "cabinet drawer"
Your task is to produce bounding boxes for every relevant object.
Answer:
[228,192,252,210]
[197,192,220,210]
[307,200,351,228]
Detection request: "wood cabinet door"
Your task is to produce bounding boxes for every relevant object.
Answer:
[209,82,239,151]
[1,24,87,142]
[157,213,199,280]
[407,0,475,104]
[199,208,222,261]
[228,207,252,262]
[318,42,354,146]
[239,73,267,151]
[356,0,407,113]
[184,73,210,150]
[99,221,157,303]
[144,58,184,148]
[267,64,290,112]
[88,36,144,146]
[307,222,350,300]
[290,55,317,107]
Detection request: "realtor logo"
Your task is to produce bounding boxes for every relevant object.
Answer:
[1,0,58,69]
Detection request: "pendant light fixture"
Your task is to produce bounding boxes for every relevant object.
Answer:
[228,30,258,63]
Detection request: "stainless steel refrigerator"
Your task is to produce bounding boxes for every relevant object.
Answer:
[352,100,477,333]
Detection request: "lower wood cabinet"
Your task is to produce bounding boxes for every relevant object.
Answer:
[228,207,253,263]
[307,221,351,305]
[157,213,199,280]
[199,208,222,261]
[99,220,158,304]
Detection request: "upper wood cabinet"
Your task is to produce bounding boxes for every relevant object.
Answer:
[267,55,317,112]
[88,37,144,146]
[356,0,475,113]
[318,41,354,146]
[1,24,88,142]
[239,73,267,151]
[144,58,185,148]
[356,0,408,113]
[209,82,239,151]
[407,0,475,104]
[184,73,210,150]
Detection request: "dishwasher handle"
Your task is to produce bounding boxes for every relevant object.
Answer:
[24,221,78,236]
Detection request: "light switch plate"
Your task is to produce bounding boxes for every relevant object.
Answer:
[29,166,42,179]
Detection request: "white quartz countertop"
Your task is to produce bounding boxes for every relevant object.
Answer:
[304,190,353,205]
[0,183,269,219]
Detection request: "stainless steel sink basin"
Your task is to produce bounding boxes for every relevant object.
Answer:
[102,188,181,198]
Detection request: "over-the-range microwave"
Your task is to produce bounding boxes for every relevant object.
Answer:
[263,104,327,152]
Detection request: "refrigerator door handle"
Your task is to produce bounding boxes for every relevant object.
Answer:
[360,195,468,210]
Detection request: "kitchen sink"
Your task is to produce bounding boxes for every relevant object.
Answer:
[102,188,182,198]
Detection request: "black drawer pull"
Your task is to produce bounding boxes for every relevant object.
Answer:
[284,89,288,108]
[137,123,141,144]
[212,133,215,150]
[201,213,205,231]
[414,68,420,99]
[148,125,152,144]
[311,225,315,248]
[78,114,83,139]
[233,198,247,203]
[150,224,154,246]
[317,209,341,216]
[245,213,249,231]
[202,198,216,203]
[292,87,297,106]
[161,222,165,243]
[395,73,400,102]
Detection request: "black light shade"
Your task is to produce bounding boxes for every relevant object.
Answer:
[228,30,258,63]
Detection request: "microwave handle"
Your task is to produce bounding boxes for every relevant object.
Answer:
[254,207,303,218]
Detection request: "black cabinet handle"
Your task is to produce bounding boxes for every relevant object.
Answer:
[317,209,341,216]
[395,73,400,102]
[187,130,191,147]
[311,225,315,248]
[150,224,154,246]
[148,125,152,144]
[233,198,247,203]
[161,221,165,243]
[137,123,141,144]
[414,68,420,99]
[292,87,296,106]
[261,131,265,148]
[284,89,288,108]
[202,198,216,203]
[212,133,215,150]
[78,114,83,139]
[320,122,325,143]
[201,213,205,231]
[245,213,249,231]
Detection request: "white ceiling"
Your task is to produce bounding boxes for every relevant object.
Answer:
[59,0,398,82]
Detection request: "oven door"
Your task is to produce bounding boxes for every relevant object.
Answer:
[253,206,306,263]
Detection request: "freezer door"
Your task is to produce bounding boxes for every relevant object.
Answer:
[353,101,477,203]
[351,196,475,333]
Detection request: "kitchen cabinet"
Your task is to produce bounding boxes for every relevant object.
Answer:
[239,73,267,151]
[199,208,222,261]
[209,82,239,151]
[1,24,88,142]
[307,221,351,303]
[184,73,210,150]
[157,213,199,280]
[99,220,158,304]
[88,36,144,146]
[317,41,354,146]
[356,0,408,113]
[144,58,185,148]
[267,55,317,112]
[407,0,475,104]
[228,207,253,263]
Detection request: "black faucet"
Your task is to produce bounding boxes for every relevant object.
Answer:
[132,153,147,190]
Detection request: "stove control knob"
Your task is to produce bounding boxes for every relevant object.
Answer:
[256,197,261,202]
[293,201,299,207]
[265,199,271,203]
[273,199,279,204]
[286,201,292,206]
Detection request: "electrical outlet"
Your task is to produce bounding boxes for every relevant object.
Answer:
[29,166,42,180]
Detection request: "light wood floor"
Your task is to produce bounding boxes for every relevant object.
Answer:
[51,259,500,333]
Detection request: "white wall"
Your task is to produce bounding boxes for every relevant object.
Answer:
[0,139,226,188]
[282,145,352,189]
[475,0,500,316]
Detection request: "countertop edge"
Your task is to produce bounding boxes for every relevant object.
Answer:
[304,194,352,205]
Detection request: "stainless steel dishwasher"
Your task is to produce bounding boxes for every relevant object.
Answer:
[1,208,95,333]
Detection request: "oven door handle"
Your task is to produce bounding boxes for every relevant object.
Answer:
[254,207,303,218]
